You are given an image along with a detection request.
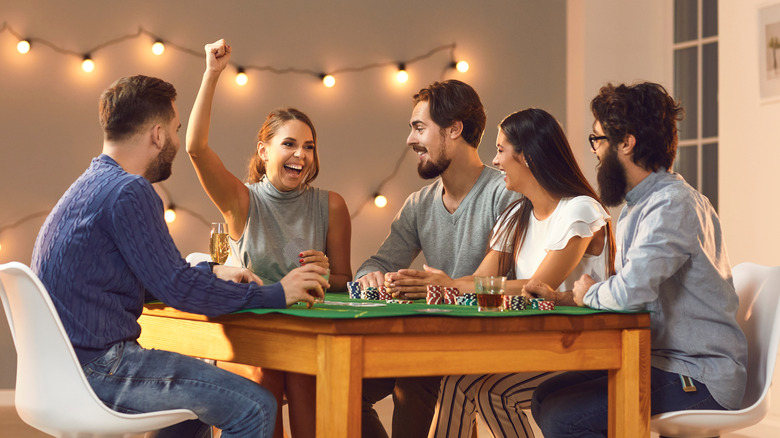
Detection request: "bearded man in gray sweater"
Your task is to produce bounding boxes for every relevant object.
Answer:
[355,79,518,438]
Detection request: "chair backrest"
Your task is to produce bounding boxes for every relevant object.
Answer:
[732,262,780,409]
[186,251,238,267]
[0,262,127,434]
[185,252,212,266]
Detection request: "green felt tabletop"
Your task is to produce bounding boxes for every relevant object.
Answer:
[235,293,631,319]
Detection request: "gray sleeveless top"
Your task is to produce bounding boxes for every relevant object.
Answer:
[230,177,329,284]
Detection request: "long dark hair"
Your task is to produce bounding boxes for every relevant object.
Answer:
[492,108,615,279]
[246,107,320,185]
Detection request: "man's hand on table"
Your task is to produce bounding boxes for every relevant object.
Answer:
[280,264,329,307]
[390,265,452,299]
[522,278,582,307]
[213,265,264,285]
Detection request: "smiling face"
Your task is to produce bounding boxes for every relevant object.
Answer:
[407,101,452,179]
[258,119,316,191]
[491,128,531,193]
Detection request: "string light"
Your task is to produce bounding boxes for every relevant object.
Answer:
[82,54,94,72]
[235,67,248,86]
[17,39,30,54]
[0,21,468,251]
[164,206,177,223]
[152,40,165,56]
[373,194,388,208]
[396,63,409,83]
[321,74,336,88]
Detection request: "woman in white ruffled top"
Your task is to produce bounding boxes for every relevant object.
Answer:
[418,108,616,438]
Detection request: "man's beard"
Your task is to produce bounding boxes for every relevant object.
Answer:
[597,145,629,207]
[145,136,177,183]
[417,137,452,179]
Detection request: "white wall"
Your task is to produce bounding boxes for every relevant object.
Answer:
[0,0,566,388]
[719,0,780,267]
[566,0,670,219]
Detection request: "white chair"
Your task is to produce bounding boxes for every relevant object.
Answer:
[650,262,780,437]
[186,251,239,267]
[185,252,212,266]
[0,261,197,438]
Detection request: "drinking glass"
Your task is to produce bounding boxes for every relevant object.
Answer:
[307,269,330,304]
[474,276,506,312]
[209,222,229,264]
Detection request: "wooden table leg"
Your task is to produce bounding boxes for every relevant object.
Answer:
[608,328,651,437]
[316,335,363,437]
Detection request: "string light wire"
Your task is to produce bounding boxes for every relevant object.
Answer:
[0,21,468,253]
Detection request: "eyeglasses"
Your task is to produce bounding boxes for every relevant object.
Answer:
[588,134,608,152]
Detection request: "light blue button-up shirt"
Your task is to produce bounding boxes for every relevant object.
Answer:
[583,169,747,410]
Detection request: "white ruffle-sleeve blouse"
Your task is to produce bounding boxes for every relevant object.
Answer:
[491,195,610,291]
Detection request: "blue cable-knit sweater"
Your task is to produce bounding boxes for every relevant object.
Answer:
[31,154,285,365]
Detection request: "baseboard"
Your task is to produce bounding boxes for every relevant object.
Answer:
[0,389,14,406]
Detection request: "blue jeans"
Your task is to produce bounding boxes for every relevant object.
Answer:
[82,341,277,438]
[530,368,726,438]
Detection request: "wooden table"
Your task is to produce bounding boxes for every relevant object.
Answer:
[139,303,650,437]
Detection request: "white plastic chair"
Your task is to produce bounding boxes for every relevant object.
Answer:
[186,251,238,267]
[650,262,780,437]
[0,261,197,438]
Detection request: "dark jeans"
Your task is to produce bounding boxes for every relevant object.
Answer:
[531,368,726,438]
[83,341,276,438]
[362,376,442,438]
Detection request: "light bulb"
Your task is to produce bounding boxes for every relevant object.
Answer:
[152,41,165,56]
[17,40,31,54]
[374,194,388,208]
[82,55,95,73]
[322,74,336,88]
[0,242,3,253]
[456,60,469,73]
[236,68,248,86]
[396,63,408,83]
[164,208,177,223]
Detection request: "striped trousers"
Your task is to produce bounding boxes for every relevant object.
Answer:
[428,372,560,438]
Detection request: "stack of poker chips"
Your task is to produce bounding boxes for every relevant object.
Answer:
[503,295,526,311]
[442,287,460,304]
[529,298,545,310]
[347,282,362,299]
[377,286,392,300]
[456,293,477,306]
[363,286,380,300]
[427,285,463,305]
[426,285,443,305]
[538,300,555,311]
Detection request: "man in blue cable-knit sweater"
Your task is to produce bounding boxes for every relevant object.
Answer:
[31,75,328,438]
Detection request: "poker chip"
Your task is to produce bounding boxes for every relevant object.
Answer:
[530,298,545,309]
[503,295,526,311]
[455,296,477,306]
[538,300,555,311]
[347,282,362,299]
[442,287,459,304]
[364,287,380,300]
[378,286,392,300]
[426,285,443,305]
[387,299,414,304]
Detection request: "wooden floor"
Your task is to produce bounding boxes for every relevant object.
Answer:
[0,406,147,437]
[4,403,780,437]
